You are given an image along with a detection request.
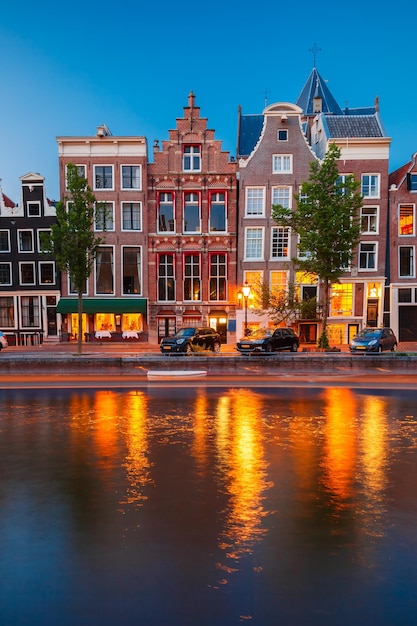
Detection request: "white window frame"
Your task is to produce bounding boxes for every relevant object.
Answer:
[244,227,264,260]
[272,154,293,174]
[183,192,201,233]
[398,204,415,237]
[94,246,115,295]
[27,201,41,217]
[182,145,201,172]
[20,295,40,328]
[271,226,290,259]
[245,187,265,217]
[65,164,86,189]
[121,202,142,231]
[120,165,142,190]
[0,230,11,253]
[19,261,36,285]
[95,201,114,231]
[0,262,12,285]
[18,229,34,253]
[121,246,142,295]
[360,206,379,234]
[358,242,377,271]
[399,246,415,278]
[158,192,175,233]
[37,228,52,252]
[39,261,56,285]
[277,129,288,142]
[361,174,380,198]
[94,165,114,191]
[271,186,292,209]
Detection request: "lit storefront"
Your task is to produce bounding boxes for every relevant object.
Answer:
[56,298,147,341]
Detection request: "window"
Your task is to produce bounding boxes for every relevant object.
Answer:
[270,271,287,298]
[66,164,86,188]
[399,246,414,277]
[158,254,175,301]
[19,262,36,285]
[95,202,114,231]
[0,296,14,327]
[39,262,55,285]
[158,192,175,232]
[398,288,412,303]
[122,202,142,231]
[69,276,87,295]
[38,229,52,252]
[0,231,10,252]
[94,165,113,190]
[122,247,141,294]
[18,230,34,252]
[330,283,353,316]
[272,154,292,173]
[184,254,201,301]
[243,271,262,308]
[277,129,288,141]
[21,295,40,327]
[245,227,264,259]
[183,193,200,233]
[27,202,41,217]
[0,263,12,285]
[361,174,379,198]
[245,187,265,217]
[359,243,377,270]
[271,226,290,259]
[361,206,378,233]
[399,204,414,236]
[183,145,201,172]
[121,165,141,190]
[209,192,226,232]
[95,247,114,294]
[272,186,291,209]
[209,254,226,301]
[336,174,353,195]
[406,173,417,191]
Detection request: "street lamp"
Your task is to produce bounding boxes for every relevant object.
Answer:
[242,281,251,336]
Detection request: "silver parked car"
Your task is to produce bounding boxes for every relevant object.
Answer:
[349,327,397,353]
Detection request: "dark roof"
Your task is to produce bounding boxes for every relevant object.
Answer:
[296,67,343,115]
[324,114,384,138]
[389,160,413,188]
[237,113,264,157]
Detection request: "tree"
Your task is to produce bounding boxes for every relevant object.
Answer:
[271,144,363,348]
[45,163,106,354]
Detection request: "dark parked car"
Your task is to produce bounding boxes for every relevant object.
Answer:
[160,327,222,355]
[349,327,398,353]
[237,328,299,355]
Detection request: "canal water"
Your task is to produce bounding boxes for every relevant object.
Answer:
[1,385,417,625]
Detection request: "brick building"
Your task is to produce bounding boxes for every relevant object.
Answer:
[56,126,149,342]
[147,92,238,344]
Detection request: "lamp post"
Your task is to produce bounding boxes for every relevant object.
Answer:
[242,281,251,336]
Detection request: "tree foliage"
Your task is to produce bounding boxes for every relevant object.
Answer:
[271,144,363,345]
[45,163,105,354]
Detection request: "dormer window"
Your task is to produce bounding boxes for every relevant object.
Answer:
[183,145,201,172]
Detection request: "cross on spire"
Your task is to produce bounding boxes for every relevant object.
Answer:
[309,43,321,67]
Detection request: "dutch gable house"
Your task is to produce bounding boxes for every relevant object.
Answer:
[147,92,238,344]
[0,173,58,345]
[388,154,417,342]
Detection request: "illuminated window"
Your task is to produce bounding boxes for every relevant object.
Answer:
[330,283,353,316]
[184,254,201,301]
[399,204,414,236]
[271,226,290,258]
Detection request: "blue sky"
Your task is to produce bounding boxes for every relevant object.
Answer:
[1,0,417,201]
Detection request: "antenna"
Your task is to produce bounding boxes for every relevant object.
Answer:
[264,87,270,108]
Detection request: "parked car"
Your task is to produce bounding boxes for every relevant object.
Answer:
[349,327,398,353]
[237,328,299,355]
[160,327,222,355]
[0,331,8,350]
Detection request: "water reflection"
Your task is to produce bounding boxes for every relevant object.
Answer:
[1,386,417,626]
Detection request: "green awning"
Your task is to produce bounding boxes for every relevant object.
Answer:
[56,298,147,315]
